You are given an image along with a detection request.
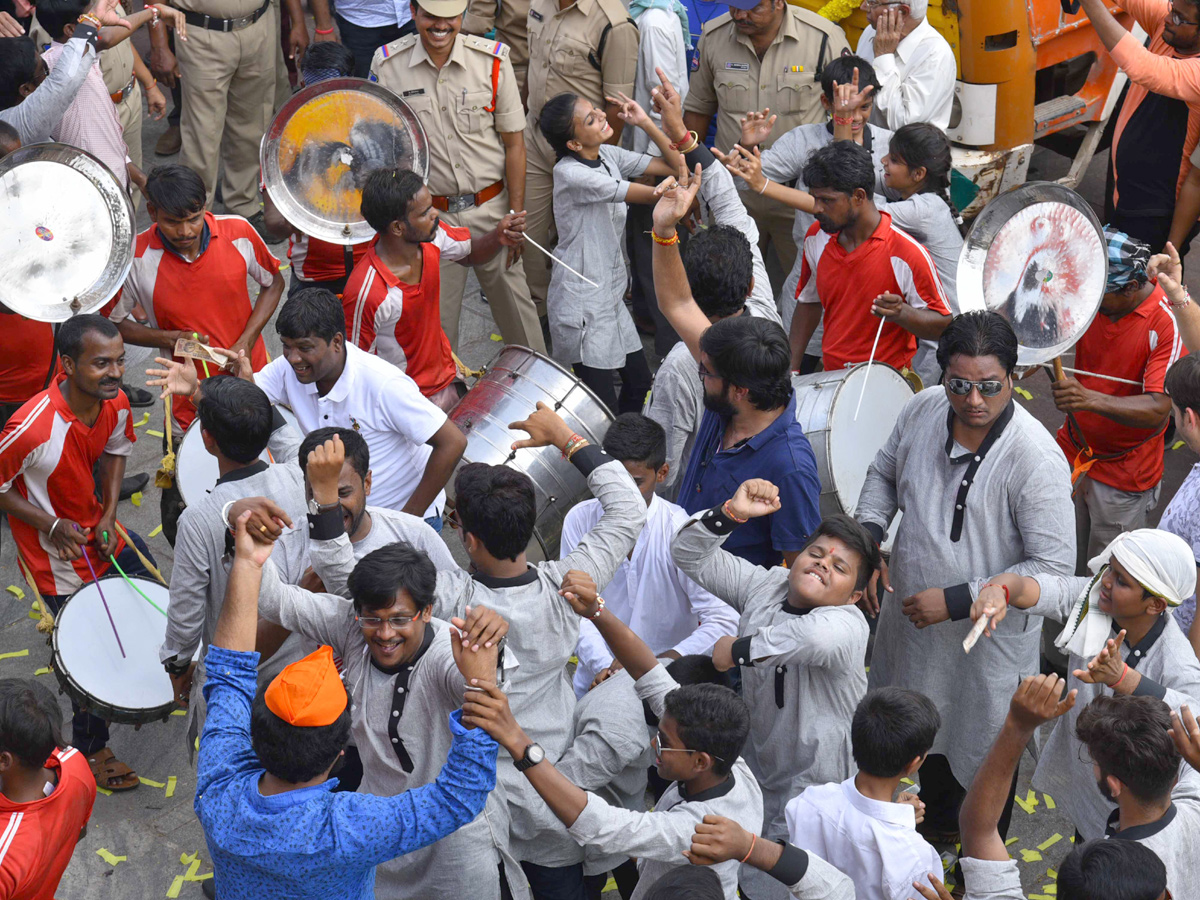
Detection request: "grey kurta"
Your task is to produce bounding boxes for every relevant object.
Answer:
[671,513,866,900]
[566,665,764,900]
[549,145,649,369]
[1117,765,1200,898]
[307,504,457,597]
[857,389,1075,786]
[430,456,647,864]
[556,670,654,876]
[1026,572,1200,841]
[255,563,530,900]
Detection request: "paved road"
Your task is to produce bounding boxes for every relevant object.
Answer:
[4,88,1197,898]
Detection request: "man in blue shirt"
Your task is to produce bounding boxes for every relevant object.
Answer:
[651,168,821,568]
[196,510,499,899]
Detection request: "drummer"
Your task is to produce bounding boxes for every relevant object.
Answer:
[1053,227,1182,570]
[0,315,158,793]
[855,311,1075,849]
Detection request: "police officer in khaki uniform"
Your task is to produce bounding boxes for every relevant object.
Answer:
[684,0,848,288]
[522,0,638,318]
[371,0,546,353]
[463,0,530,95]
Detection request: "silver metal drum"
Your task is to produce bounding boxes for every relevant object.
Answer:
[0,143,134,322]
[261,78,429,246]
[957,182,1106,367]
[793,364,915,544]
[175,405,299,506]
[448,346,614,562]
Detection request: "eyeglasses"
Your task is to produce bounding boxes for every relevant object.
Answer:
[356,614,421,629]
[946,378,1006,397]
[1168,8,1199,26]
[653,730,726,763]
[697,362,719,381]
[444,507,461,530]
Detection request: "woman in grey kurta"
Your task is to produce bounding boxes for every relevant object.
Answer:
[856,384,1075,821]
[539,91,706,414]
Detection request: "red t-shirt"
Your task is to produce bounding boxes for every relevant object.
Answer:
[796,211,952,371]
[0,378,133,596]
[342,222,471,397]
[104,212,279,428]
[0,748,96,900]
[289,234,371,285]
[1056,283,1185,492]
[0,314,58,406]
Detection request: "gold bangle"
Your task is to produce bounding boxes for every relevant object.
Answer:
[651,230,679,246]
[76,12,102,27]
[679,132,700,154]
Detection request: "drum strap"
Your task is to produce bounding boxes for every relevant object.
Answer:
[42,324,59,392]
[15,553,54,634]
[113,521,168,586]
[155,395,177,490]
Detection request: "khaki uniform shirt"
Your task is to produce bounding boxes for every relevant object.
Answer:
[371,33,525,196]
[171,0,268,23]
[524,0,638,121]
[684,6,849,152]
[99,39,135,95]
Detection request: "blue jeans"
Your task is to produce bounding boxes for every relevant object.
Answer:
[46,529,156,755]
[424,513,444,534]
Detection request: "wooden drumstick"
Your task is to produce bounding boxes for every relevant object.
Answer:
[510,210,600,288]
[854,316,887,421]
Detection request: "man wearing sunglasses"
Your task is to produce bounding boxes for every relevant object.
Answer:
[855,311,1075,854]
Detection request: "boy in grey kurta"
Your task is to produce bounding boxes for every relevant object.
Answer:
[671,482,880,900]
[856,312,1075,838]
[253,546,529,900]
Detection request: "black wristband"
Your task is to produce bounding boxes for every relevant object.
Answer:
[270,406,287,433]
[700,503,739,536]
[730,635,755,668]
[307,507,343,541]
[767,841,810,886]
[74,22,100,49]
[944,583,974,621]
[164,658,191,677]
[683,141,716,171]
[1132,674,1168,700]
[861,521,885,546]
[568,443,610,478]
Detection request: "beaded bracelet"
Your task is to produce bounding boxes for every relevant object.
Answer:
[722,500,748,524]
[76,12,102,27]
[590,596,606,619]
[832,115,854,126]
[651,231,679,247]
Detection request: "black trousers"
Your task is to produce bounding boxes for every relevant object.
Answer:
[919,752,1020,839]
[335,14,416,78]
[584,859,639,900]
[625,203,681,357]
[520,861,587,900]
[574,350,653,417]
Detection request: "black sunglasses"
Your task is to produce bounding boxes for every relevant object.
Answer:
[946,378,1006,397]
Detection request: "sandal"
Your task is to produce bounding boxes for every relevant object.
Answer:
[86,748,140,791]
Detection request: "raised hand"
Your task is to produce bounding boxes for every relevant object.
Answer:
[738,109,777,148]
[651,162,705,237]
[727,478,781,521]
[607,91,650,130]
[649,66,686,139]
[1072,630,1128,687]
[232,509,276,567]
[1149,240,1183,285]
[832,67,875,120]
[146,356,199,400]
[1008,673,1077,731]
[508,401,575,451]
[559,569,601,618]
[306,433,345,505]
[718,144,767,193]
[1170,705,1200,772]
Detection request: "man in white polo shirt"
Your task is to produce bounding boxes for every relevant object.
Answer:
[855,0,955,130]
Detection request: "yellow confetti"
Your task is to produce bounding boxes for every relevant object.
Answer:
[96,848,126,866]
[0,650,29,661]
[900,777,914,786]
[1014,794,1036,814]
[1038,834,1063,851]
[1014,386,1033,400]
[165,775,177,798]
[568,655,578,666]
[280,263,290,270]
[134,412,150,427]
[6,585,24,600]
[1044,793,1056,809]
[139,777,166,788]
[146,429,164,438]
[149,525,163,538]
[1048,869,1058,879]
[130,492,143,507]
[1020,849,1043,863]
[602,877,617,893]
[180,852,199,865]
[96,786,112,796]
[1004,837,1019,846]
[171,709,186,716]
[1173,440,1187,451]
[1029,895,1054,900]
[167,875,186,898]
[1043,885,1057,895]
[33,667,51,676]
[490,333,503,341]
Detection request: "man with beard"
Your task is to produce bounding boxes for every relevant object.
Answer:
[789,141,950,374]
[0,315,157,792]
[343,167,526,412]
[649,165,820,568]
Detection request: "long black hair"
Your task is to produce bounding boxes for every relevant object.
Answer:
[540,92,581,161]
[888,122,962,230]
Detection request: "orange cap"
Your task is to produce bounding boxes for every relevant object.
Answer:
[264,646,348,727]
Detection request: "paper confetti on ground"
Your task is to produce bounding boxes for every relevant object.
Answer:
[1014,386,1034,400]
[131,492,143,507]
[490,333,503,341]
[1173,440,1187,450]
[1044,794,1056,809]
[96,786,112,796]
[167,853,207,898]
[33,667,51,676]
[0,650,29,661]
[1004,837,1019,846]
[171,709,186,716]
[139,778,166,788]
[1038,834,1063,851]
[6,585,24,600]
[1020,849,1043,863]
[165,775,177,798]
[134,412,150,427]
[149,525,163,538]
[146,429,164,438]
[96,849,127,866]
[1014,789,1040,814]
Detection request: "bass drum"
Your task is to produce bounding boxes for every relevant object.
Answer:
[793,364,915,551]
[449,346,614,562]
[175,406,300,507]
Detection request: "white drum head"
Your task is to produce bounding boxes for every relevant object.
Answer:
[828,365,915,515]
[55,577,174,713]
[176,420,272,506]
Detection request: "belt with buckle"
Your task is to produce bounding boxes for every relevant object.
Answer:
[431,179,504,214]
[110,73,138,104]
[182,0,271,32]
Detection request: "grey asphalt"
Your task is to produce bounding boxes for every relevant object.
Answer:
[4,69,1198,899]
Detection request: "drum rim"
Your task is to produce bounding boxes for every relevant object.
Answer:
[473,344,618,427]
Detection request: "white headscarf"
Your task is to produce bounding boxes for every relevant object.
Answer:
[1054,528,1197,659]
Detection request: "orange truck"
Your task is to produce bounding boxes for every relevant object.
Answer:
[788,0,1138,216]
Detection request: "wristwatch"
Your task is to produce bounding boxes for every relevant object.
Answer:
[308,498,340,516]
[514,743,545,772]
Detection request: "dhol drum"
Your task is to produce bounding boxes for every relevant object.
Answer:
[793,364,915,544]
[174,406,299,507]
[449,346,614,562]
[52,575,180,724]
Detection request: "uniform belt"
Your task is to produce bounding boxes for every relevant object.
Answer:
[110,73,138,104]
[431,179,504,214]
[181,0,271,32]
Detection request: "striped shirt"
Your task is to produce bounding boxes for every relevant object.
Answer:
[0,379,133,595]
[41,40,128,188]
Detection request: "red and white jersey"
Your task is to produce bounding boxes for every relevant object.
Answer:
[342,222,469,397]
[796,211,951,372]
[289,233,371,286]
[105,212,279,429]
[0,747,96,900]
[0,314,58,406]
[0,378,133,596]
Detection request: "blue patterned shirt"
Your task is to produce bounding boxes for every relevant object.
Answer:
[1159,461,1200,634]
[195,646,498,899]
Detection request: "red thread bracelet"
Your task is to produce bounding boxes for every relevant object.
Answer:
[315,26,335,34]
[1112,663,1130,689]
[983,583,1009,605]
[740,833,757,864]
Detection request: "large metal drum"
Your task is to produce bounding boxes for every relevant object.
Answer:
[448,346,614,561]
[175,406,299,506]
[793,363,915,535]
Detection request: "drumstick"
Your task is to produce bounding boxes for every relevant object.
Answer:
[77,528,126,658]
[105,536,167,617]
[962,611,990,654]
[193,333,211,379]
[510,210,600,288]
[1058,365,1142,387]
[853,315,887,421]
